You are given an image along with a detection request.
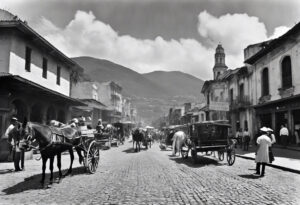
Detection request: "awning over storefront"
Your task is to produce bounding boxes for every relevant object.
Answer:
[253,94,300,109]
[75,99,107,110]
[0,74,85,106]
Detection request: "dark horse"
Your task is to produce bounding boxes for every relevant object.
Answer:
[18,119,83,185]
[132,129,144,152]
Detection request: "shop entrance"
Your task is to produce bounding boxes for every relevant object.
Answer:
[275,111,288,145]
[259,113,272,128]
[293,109,300,144]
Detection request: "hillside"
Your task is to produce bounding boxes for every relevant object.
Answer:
[143,71,204,101]
[72,56,205,124]
[72,56,166,98]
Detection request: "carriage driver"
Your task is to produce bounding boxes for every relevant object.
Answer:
[70,118,79,128]
[96,119,105,133]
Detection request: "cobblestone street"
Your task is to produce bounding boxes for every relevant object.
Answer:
[1,142,300,205]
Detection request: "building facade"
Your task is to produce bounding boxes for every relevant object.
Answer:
[0,9,83,161]
[98,81,123,123]
[201,44,230,121]
[245,22,300,144]
[71,81,108,127]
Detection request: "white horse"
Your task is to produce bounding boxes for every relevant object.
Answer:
[172,131,187,156]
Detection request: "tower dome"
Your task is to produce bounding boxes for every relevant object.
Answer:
[213,44,228,80]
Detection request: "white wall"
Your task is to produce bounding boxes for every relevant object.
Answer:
[251,37,300,105]
[0,32,11,72]
[8,33,71,96]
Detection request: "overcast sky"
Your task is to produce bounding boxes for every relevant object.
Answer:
[1,0,300,80]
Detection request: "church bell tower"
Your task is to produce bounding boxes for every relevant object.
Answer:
[213,44,228,80]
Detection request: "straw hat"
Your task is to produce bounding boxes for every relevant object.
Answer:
[260,127,268,132]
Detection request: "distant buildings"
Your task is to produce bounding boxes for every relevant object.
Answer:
[71,80,137,124]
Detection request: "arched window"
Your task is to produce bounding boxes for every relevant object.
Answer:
[261,67,269,96]
[281,56,292,89]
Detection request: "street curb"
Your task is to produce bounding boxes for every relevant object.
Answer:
[236,154,300,175]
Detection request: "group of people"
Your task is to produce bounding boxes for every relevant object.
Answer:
[234,128,251,151]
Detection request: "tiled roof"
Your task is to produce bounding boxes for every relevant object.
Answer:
[245,21,300,64]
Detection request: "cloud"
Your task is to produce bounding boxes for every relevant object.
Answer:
[33,10,290,80]
[268,26,290,39]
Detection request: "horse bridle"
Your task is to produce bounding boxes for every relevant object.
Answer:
[21,124,39,151]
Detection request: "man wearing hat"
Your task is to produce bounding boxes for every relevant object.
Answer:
[5,117,18,162]
[254,127,272,177]
[5,117,24,171]
[96,119,104,133]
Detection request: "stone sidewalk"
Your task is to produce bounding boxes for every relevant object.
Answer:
[235,144,300,174]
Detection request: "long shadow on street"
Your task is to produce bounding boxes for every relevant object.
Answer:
[2,167,86,195]
[169,154,227,168]
[122,147,149,154]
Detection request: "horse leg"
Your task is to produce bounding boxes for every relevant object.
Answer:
[49,156,54,184]
[75,147,83,164]
[57,153,62,182]
[65,147,74,176]
[41,155,48,184]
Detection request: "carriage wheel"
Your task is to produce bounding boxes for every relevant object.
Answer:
[218,151,224,161]
[86,141,100,174]
[181,146,189,159]
[227,149,235,166]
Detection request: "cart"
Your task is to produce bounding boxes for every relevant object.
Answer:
[77,127,100,174]
[181,121,236,166]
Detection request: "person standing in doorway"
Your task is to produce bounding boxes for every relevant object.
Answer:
[254,127,272,177]
[279,124,289,147]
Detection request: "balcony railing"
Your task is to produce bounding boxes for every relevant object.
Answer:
[230,95,251,110]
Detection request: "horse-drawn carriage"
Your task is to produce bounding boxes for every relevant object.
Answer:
[160,124,188,150]
[17,121,107,184]
[181,121,236,165]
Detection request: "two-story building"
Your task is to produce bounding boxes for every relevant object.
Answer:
[71,81,107,128]
[0,9,83,161]
[245,22,300,144]
[98,81,123,123]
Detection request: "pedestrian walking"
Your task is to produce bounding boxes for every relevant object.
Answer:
[279,124,289,147]
[254,127,272,177]
[243,128,251,151]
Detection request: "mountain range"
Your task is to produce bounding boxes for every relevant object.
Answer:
[72,56,204,123]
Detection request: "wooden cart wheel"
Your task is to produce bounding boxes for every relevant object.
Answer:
[181,146,189,159]
[218,151,224,161]
[227,149,235,166]
[86,141,100,174]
